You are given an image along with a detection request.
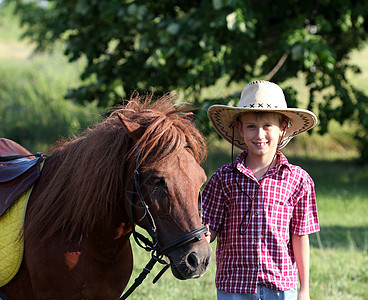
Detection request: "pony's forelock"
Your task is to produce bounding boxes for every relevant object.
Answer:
[114,93,206,169]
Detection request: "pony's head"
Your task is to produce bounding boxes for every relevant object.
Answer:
[24,92,211,280]
[117,93,211,279]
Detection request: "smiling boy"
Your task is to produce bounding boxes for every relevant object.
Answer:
[203,81,320,300]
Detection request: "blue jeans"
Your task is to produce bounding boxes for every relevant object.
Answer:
[217,285,297,300]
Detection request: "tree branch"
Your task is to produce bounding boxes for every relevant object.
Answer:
[264,50,290,81]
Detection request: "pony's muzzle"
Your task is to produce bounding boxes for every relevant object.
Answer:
[169,240,212,280]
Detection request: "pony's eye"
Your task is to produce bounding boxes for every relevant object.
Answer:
[149,176,166,187]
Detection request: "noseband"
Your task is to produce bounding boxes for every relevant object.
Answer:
[120,144,208,299]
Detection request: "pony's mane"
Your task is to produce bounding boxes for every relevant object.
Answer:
[24,93,207,245]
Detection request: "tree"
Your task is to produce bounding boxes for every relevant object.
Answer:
[5,0,368,159]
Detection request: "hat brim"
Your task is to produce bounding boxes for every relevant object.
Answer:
[208,105,318,150]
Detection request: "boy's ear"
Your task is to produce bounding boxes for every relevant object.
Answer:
[236,118,244,137]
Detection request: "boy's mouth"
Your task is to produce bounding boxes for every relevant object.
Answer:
[253,141,268,148]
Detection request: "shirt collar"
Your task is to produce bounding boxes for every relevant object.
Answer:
[235,151,292,177]
[276,151,292,171]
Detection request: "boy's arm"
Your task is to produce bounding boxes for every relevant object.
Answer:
[292,234,310,300]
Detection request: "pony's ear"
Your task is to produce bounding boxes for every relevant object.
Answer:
[182,112,194,122]
[117,112,144,141]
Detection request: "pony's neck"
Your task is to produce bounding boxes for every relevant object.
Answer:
[85,220,132,261]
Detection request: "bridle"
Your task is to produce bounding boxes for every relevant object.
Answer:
[119,144,208,299]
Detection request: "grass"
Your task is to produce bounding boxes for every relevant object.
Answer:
[125,242,217,300]
[1,3,367,299]
[124,153,368,300]
[0,4,100,153]
[301,159,368,299]
[0,55,100,153]
[310,247,368,300]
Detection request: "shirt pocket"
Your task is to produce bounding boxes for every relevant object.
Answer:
[269,200,294,238]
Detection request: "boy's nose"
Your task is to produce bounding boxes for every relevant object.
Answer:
[256,128,266,138]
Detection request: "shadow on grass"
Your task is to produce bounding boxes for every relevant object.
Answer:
[310,225,368,251]
[287,157,368,195]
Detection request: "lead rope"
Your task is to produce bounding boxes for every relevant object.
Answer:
[119,253,165,300]
[0,290,11,300]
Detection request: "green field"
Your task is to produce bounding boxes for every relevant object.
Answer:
[124,152,368,300]
[1,4,368,299]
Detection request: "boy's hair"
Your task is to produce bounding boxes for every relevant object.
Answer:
[236,111,290,129]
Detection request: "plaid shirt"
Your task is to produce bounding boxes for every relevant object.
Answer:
[202,151,319,294]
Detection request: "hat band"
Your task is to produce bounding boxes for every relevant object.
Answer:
[240,102,285,109]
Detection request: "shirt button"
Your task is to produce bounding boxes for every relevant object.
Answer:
[254,212,258,216]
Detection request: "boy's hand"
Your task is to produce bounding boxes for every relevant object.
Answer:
[204,224,218,243]
[204,224,211,243]
[297,288,310,300]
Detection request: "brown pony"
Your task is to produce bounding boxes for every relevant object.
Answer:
[1,93,212,299]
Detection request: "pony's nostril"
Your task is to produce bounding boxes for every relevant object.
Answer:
[204,256,210,268]
[186,252,199,271]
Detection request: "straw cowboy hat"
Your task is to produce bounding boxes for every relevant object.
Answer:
[207,80,318,150]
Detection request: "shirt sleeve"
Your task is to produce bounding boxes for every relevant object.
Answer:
[291,171,320,236]
[202,170,226,233]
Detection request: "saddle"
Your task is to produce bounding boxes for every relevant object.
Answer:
[0,138,43,217]
[0,138,44,287]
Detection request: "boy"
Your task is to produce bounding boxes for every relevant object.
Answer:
[203,81,319,300]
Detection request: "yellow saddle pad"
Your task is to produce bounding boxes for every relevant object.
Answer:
[0,186,33,287]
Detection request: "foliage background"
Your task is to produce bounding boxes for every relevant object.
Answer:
[4,0,368,159]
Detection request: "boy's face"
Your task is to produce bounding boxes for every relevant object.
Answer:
[237,112,284,159]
